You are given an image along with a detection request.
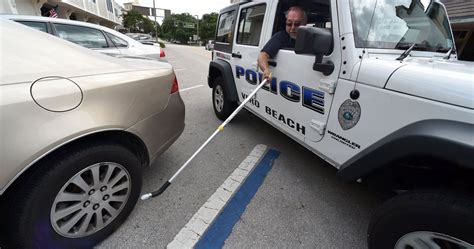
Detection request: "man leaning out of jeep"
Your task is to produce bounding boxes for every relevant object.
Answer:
[258,6,307,82]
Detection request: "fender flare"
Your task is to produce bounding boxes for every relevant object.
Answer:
[208,59,239,102]
[337,120,474,181]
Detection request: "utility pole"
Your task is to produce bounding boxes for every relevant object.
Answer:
[194,15,199,45]
[153,0,158,41]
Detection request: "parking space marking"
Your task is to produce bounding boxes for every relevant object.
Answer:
[167,144,279,249]
[180,85,203,92]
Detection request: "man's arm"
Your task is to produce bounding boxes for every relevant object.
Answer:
[258,31,286,82]
[258,51,272,81]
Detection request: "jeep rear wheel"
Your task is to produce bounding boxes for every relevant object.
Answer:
[368,191,474,249]
[212,76,237,120]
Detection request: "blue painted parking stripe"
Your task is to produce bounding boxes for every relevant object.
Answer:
[194,149,280,249]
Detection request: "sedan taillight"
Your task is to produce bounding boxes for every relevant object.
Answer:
[160,49,166,58]
[170,77,179,93]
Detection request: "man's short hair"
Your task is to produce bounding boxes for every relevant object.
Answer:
[285,6,308,24]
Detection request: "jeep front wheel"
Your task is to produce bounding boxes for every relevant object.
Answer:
[368,191,474,249]
[212,76,237,120]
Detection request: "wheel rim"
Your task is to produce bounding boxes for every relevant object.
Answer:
[395,231,473,249]
[50,162,131,238]
[214,85,224,112]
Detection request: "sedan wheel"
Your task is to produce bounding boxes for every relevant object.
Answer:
[2,143,142,249]
[51,162,131,238]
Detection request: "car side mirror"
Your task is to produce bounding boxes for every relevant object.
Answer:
[295,27,334,76]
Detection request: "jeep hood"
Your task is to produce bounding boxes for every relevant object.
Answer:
[386,59,474,109]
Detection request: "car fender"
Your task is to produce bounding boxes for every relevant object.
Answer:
[208,59,239,102]
[0,129,149,195]
[337,120,474,181]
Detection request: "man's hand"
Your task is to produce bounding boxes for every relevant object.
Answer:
[258,51,272,83]
[263,69,272,83]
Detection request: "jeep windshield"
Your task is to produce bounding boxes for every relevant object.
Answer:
[350,0,454,53]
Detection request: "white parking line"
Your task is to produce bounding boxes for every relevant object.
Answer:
[180,85,204,92]
[167,144,268,249]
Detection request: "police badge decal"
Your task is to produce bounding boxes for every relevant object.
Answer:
[338,99,361,130]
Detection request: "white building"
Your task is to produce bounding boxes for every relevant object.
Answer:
[0,0,122,28]
[122,2,170,24]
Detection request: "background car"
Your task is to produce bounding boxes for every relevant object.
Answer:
[2,14,166,60]
[0,19,184,248]
[126,32,156,45]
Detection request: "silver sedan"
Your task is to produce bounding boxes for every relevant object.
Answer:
[0,19,184,248]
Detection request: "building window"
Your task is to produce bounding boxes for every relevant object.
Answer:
[106,0,113,13]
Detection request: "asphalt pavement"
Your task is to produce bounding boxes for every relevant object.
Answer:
[97,43,385,249]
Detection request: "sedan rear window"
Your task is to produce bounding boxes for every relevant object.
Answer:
[107,33,129,48]
[17,21,48,33]
[54,24,109,49]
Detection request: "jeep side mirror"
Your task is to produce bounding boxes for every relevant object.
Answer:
[295,27,334,76]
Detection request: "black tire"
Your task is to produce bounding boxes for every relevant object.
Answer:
[3,143,142,249]
[368,191,474,249]
[212,76,237,121]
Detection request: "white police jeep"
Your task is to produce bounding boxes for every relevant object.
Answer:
[208,0,474,248]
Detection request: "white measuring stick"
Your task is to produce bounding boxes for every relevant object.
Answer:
[141,77,270,200]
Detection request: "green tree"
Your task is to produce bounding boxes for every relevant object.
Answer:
[199,12,218,43]
[161,13,198,44]
[141,17,155,33]
[122,10,142,32]
[155,23,162,37]
[122,10,159,35]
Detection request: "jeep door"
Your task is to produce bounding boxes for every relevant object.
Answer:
[258,0,341,144]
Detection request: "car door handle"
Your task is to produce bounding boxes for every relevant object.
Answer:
[268,61,277,67]
[232,53,242,58]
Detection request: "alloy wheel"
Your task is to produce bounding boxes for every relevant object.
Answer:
[395,231,473,249]
[50,162,131,238]
[214,85,224,112]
